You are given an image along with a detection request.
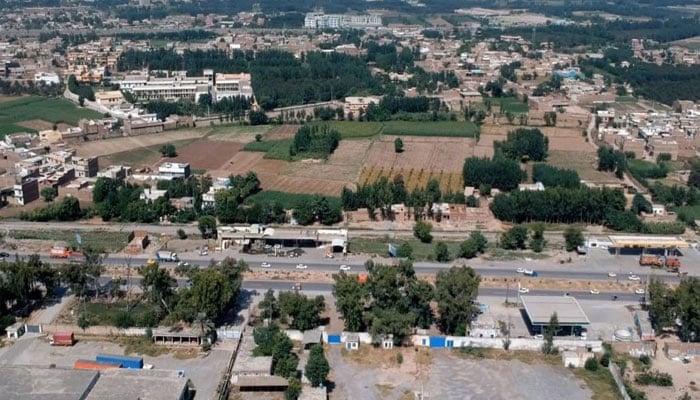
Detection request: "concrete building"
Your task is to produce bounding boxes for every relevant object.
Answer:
[73,156,99,178]
[158,162,191,178]
[140,188,167,203]
[0,365,99,400]
[97,165,131,180]
[85,369,190,400]
[95,90,124,106]
[13,178,39,205]
[232,331,288,392]
[119,74,211,102]
[34,71,60,85]
[304,13,382,29]
[520,295,590,336]
[344,96,381,119]
[213,73,253,101]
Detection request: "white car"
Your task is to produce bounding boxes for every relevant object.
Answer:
[339,265,351,271]
[628,275,641,281]
[522,269,533,275]
[516,267,525,273]
[608,272,617,278]
[261,262,271,268]
[590,289,600,295]
[518,287,530,294]
[295,264,308,269]
[635,288,646,295]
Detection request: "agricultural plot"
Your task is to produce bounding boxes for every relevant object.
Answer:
[0,96,102,137]
[169,140,243,170]
[492,97,529,114]
[311,120,478,138]
[547,150,618,183]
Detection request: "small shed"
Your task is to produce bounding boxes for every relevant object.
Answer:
[381,335,394,350]
[345,334,359,351]
[5,322,24,339]
[302,330,323,350]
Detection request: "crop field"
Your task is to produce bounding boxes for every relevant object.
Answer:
[359,167,464,193]
[99,138,199,167]
[493,97,529,113]
[242,138,293,160]
[246,191,341,209]
[170,140,243,170]
[0,96,102,137]
[311,120,478,138]
[547,150,618,183]
[265,124,298,140]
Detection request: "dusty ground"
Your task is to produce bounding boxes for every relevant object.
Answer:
[76,129,208,157]
[18,119,71,131]
[365,136,474,172]
[169,140,244,170]
[264,125,297,140]
[626,340,700,400]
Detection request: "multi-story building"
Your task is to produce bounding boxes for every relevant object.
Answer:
[158,162,190,179]
[213,73,253,101]
[304,13,382,29]
[73,157,99,178]
[13,178,39,205]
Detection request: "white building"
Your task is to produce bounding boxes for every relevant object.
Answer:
[34,72,60,85]
[304,13,382,29]
[140,188,167,203]
[213,73,253,101]
[158,162,190,178]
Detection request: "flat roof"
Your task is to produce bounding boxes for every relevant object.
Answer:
[521,295,590,326]
[608,235,688,249]
[302,330,323,346]
[0,365,98,400]
[299,386,328,400]
[85,369,188,400]
[235,375,289,388]
[232,332,273,374]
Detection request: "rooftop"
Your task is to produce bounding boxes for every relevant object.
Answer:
[521,295,590,326]
[608,235,688,249]
[85,369,188,400]
[0,365,98,400]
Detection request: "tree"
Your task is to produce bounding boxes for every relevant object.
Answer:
[198,215,217,238]
[529,223,546,253]
[249,110,269,125]
[394,137,404,153]
[159,143,177,157]
[458,239,479,259]
[435,266,481,335]
[286,378,302,400]
[563,226,584,252]
[255,133,263,142]
[413,221,433,243]
[396,241,413,259]
[279,292,325,330]
[463,157,526,191]
[139,262,175,305]
[434,241,451,262]
[500,225,528,250]
[542,312,559,354]
[260,289,279,321]
[305,344,330,387]
[41,187,58,202]
[632,193,653,215]
[332,272,368,331]
[497,128,549,162]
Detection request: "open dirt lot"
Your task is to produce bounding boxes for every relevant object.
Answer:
[76,129,208,158]
[170,140,244,170]
[18,119,71,131]
[265,125,298,140]
[366,136,474,172]
[475,134,506,158]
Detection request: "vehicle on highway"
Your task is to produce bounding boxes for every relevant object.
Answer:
[147,259,157,266]
[628,274,641,281]
[516,267,525,273]
[522,268,532,275]
[261,262,271,268]
[156,251,179,263]
[524,270,539,277]
[634,288,646,295]
[292,282,302,290]
[608,272,617,277]
[295,264,308,269]
[0,251,10,258]
[177,261,190,268]
[199,248,208,256]
[518,287,530,294]
[590,289,600,295]
[339,265,351,271]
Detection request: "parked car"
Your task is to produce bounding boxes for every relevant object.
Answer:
[339,265,351,271]
[590,289,600,295]
[607,272,617,277]
[295,264,308,269]
[634,288,646,295]
[199,248,208,256]
[516,267,525,273]
[628,274,641,281]
[518,287,530,294]
[261,262,271,268]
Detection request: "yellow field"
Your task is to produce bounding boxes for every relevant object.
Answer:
[359,167,464,194]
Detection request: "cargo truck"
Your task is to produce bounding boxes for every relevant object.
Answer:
[50,246,72,258]
[96,354,143,369]
[50,332,75,346]
[156,251,179,263]
[639,255,663,267]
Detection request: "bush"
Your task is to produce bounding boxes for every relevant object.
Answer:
[413,221,433,243]
[434,241,451,262]
[600,352,611,367]
[112,311,135,328]
[635,371,673,387]
[176,228,187,239]
[396,352,403,365]
[584,357,599,371]
[396,241,413,259]
[639,354,651,366]
[394,137,404,153]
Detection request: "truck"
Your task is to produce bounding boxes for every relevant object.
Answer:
[665,257,681,271]
[156,251,179,263]
[50,246,72,258]
[96,353,143,369]
[639,255,663,267]
[50,332,74,346]
[524,270,539,277]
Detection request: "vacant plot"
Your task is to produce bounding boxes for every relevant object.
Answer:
[169,140,243,170]
[0,96,102,137]
[548,150,618,183]
[205,124,272,142]
[265,124,298,140]
[80,129,207,158]
[100,138,199,168]
[474,134,507,158]
[17,119,71,132]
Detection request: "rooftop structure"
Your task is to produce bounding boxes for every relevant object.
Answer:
[0,365,99,400]
[85,368,189,400]
[521,295,590,327]
[607,235,688,249]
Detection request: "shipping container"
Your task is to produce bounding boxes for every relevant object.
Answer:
[51,332,75,346]
[74,359,122,370]
[96,353,143,369]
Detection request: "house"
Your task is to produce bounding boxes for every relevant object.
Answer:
[140,188,167,203]
[344,333,359,351]
[97,165,131,180]
[518,182,545,191]
[158,162,190,179]
[5,322,24,339]
[72,157,98,178]
[302,329,323,350]
[344,96,381,119]
[170,196,194,210]
[94,91,124,107]
[13,178,39,205]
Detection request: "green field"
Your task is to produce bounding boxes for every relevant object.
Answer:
[615,96,637,103]
[493,97,529,114]
[243,138,293,160]
[313,120,478,138]
[246,190,341,210]
[101,138,197,166]
[85,301,160,327]
[0,96,102,137]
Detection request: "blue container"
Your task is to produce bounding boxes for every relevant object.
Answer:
[327,334,341,344]
[429,336,446,348]
[96,353,143,369]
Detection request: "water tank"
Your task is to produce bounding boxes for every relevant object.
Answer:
[614,329,632,342]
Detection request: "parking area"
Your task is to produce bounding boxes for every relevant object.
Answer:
[0,336,233,400]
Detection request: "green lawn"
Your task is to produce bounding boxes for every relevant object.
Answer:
[311,120,478,139]
[615,96,637,103]
[0,96,102,137]
[246,191,341,210]
[493,97,529,114]
[85,301,160,327]
[242,138,294,160]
